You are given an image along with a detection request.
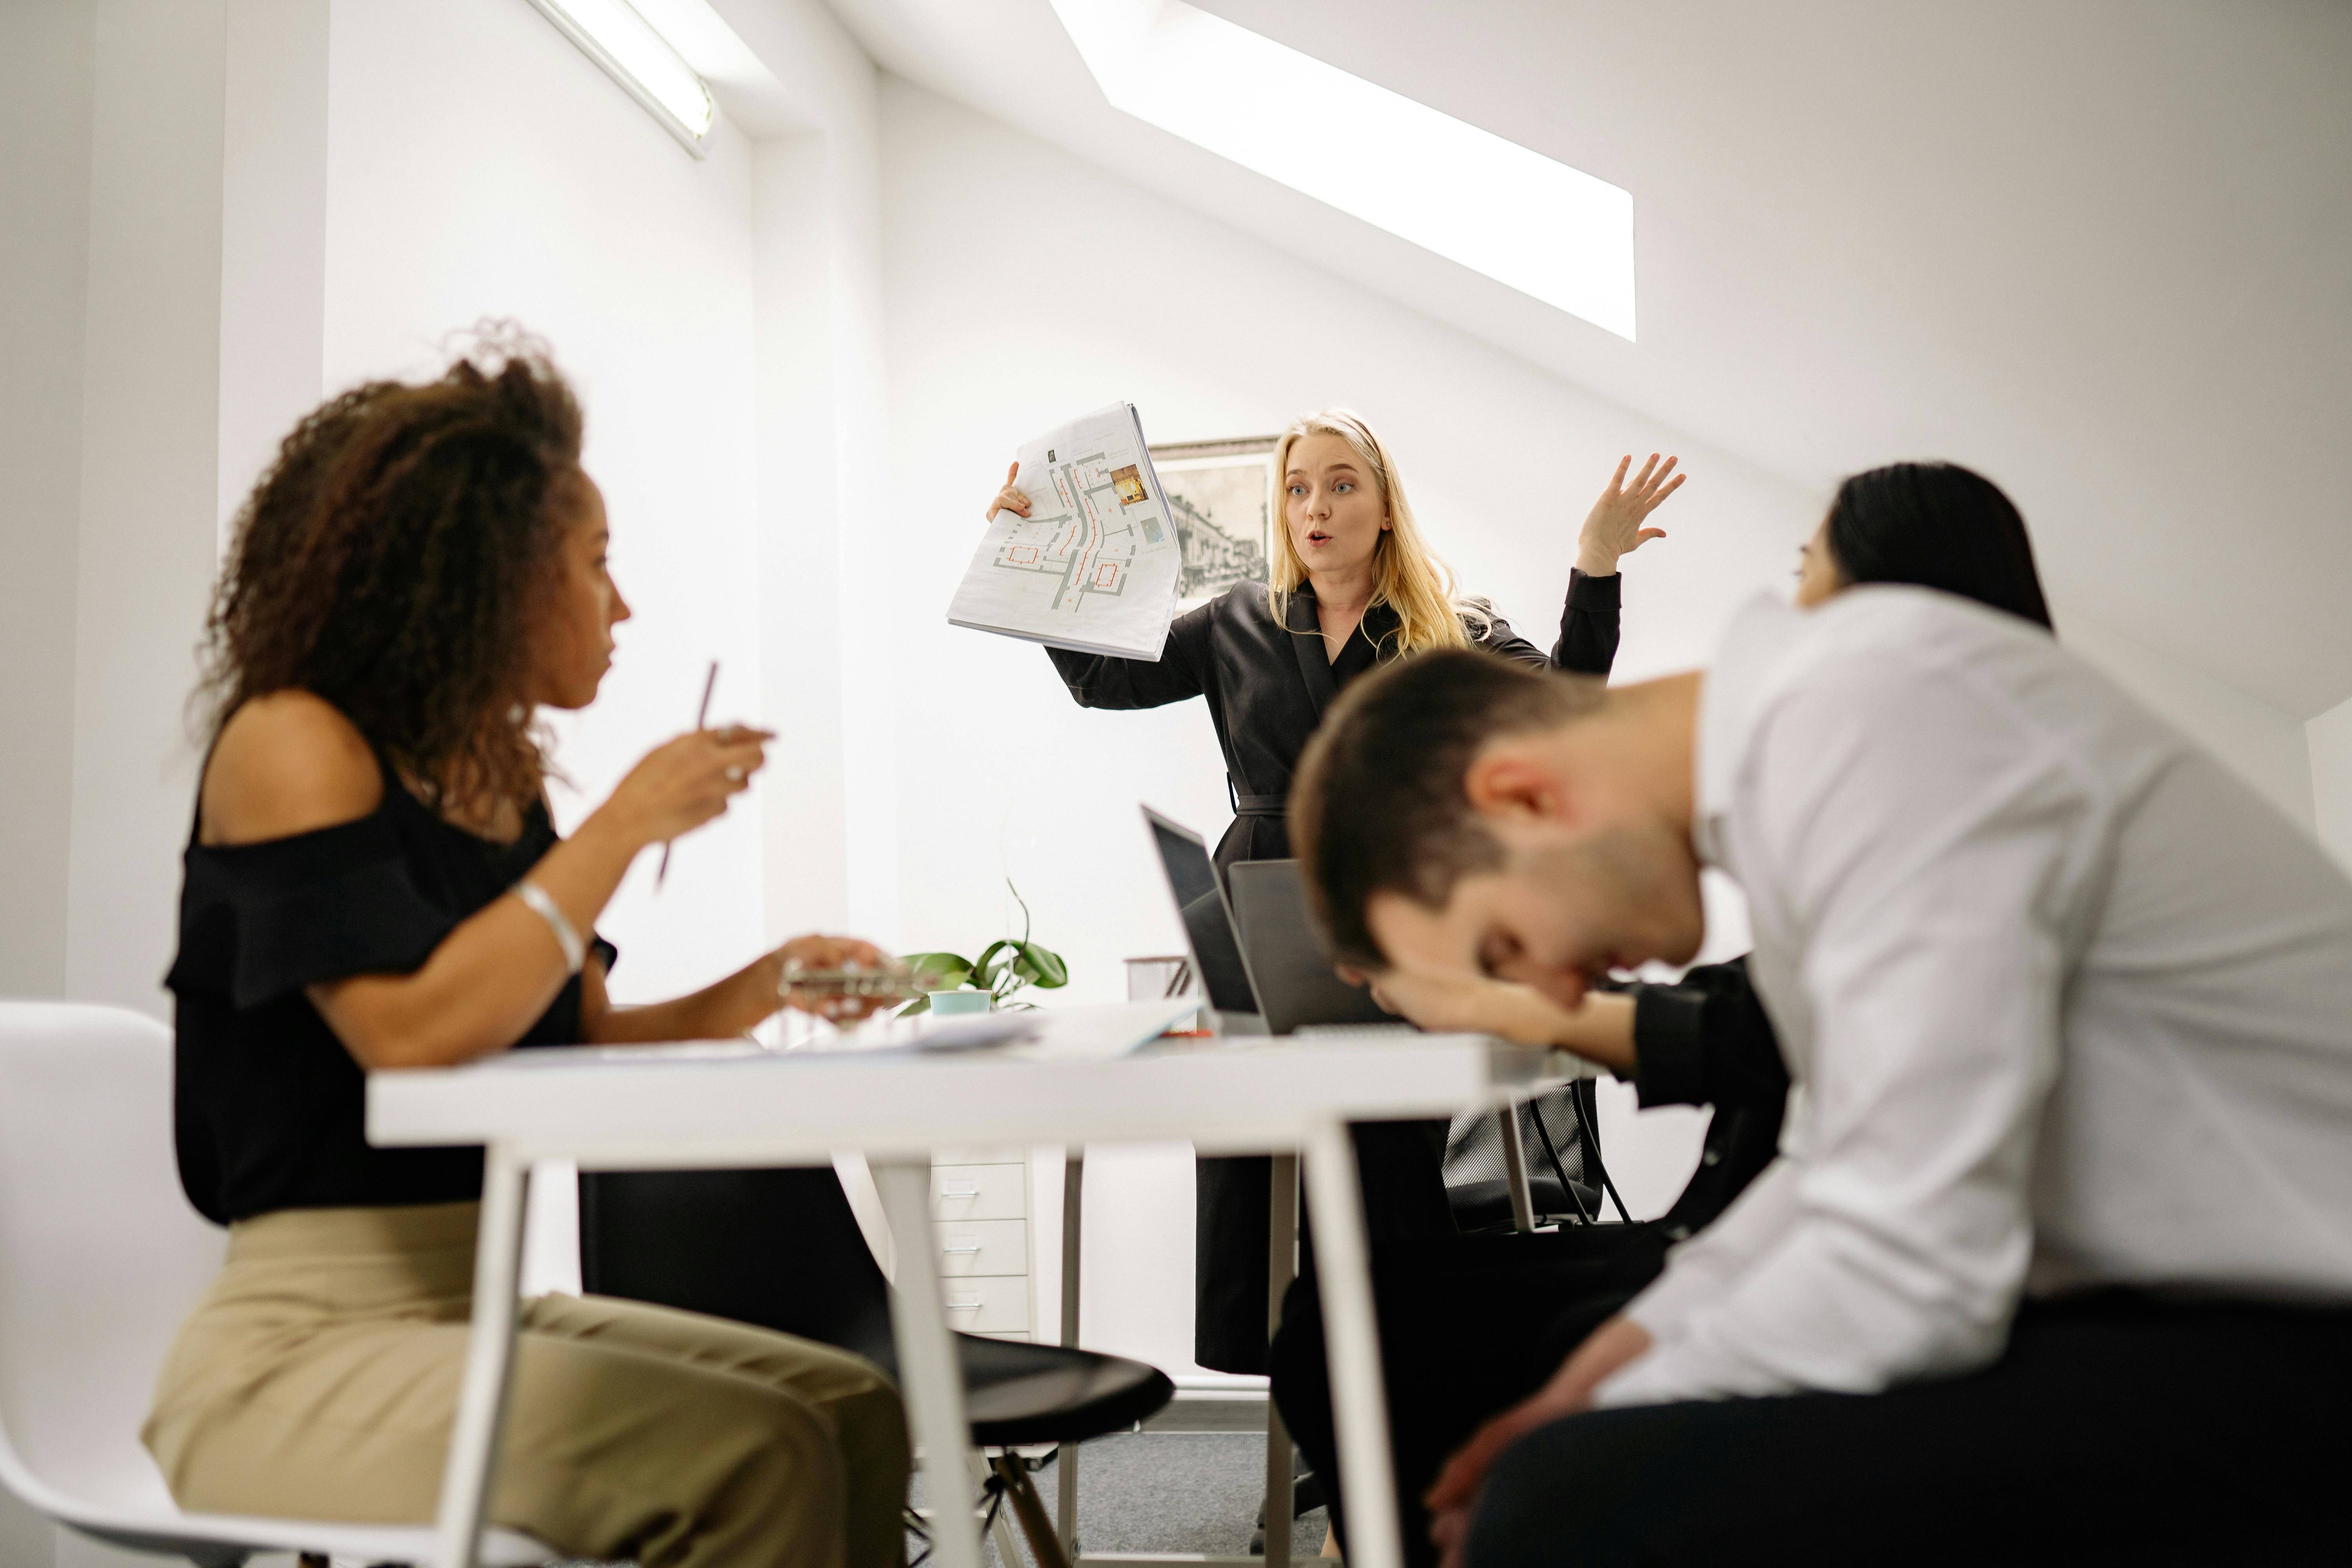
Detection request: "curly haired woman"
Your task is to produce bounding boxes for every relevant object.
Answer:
[145,333,909,1566]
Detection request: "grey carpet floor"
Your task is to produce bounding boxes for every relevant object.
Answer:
[1018,1430,1327,1560]
[909,1399,1330,1564]
[548,1403,1330,1567]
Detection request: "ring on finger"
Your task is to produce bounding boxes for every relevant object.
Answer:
[725,765,745,782]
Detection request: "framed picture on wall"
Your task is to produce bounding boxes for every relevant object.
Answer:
[1148,435,1279,612]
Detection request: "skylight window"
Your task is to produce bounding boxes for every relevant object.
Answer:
[1048,0,1637,340]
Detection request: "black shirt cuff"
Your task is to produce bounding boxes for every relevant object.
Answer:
[1565,568,1622,609]
[1631,982,1710,1108]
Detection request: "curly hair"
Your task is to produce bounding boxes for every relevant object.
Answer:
[197,329,584,811]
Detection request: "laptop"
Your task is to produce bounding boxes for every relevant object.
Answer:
[1142,806,1267,1034]
[1142,808,1403,1036]
[1225,858,1397,1036]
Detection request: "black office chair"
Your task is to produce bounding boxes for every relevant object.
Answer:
[1446,1172,1606,1234]
[1443,1081,1616,1235]
[579,1167,1172,1567]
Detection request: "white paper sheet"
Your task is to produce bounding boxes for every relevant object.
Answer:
[947,403,1183,661]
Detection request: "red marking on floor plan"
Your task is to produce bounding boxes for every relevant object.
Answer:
[1063,465,1104,612]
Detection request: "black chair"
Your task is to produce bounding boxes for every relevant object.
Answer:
[1445,1172,1606,1235]
[579,1166,1173,1567]
[1443,1080,1615,1235]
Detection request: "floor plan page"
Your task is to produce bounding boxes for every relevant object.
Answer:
[948,403,1182,661]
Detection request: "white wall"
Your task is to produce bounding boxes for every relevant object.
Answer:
[2065,615,2316,831]
[217,0,328,545]
[0,0,95,1004]
[63,0,229,1020]
[2307,694,2352,871]
[878,75,1820,1376]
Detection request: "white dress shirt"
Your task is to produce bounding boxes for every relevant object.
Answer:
[1597,587,2352,1408]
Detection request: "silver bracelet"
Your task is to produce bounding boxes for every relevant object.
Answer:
[514,877,585,975]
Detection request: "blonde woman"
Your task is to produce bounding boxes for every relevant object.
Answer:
[984,408,1686,1374]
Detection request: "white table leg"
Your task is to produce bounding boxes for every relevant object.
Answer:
[1264,1152,1299,1568]
[1497,1104,1537,1234]
[874,1157,983,1568]
[1301,1121,1401,1568]
[1058,1151,1084,1553]
[433,1147,530,1568]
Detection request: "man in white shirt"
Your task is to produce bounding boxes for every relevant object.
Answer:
[1290,584,2352,1566]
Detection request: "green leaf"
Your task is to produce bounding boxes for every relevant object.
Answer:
[901,952,975,990]
[1018,941,1069,988]
[975,938,1068,991]
[973,940,1017,993]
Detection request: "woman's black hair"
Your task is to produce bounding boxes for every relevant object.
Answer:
[1825,462,2053,631]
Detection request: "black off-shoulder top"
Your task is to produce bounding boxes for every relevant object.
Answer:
[164,732,613,1225]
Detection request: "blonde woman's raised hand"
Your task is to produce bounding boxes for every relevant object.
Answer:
[1576,453,1686,575]
[987,461,1032,524]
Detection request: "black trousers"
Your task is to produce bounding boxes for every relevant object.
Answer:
[1198,1119,1461,1374]
[1470,1290,2352,1568]
[1269,1223,1671,1568]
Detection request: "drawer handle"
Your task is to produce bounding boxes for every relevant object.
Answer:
[946,1298,983,1310]
[938,1186,982,1197]
[942,1244,982,1254]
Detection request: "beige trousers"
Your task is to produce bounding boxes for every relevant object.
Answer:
[143,1202,909,1568]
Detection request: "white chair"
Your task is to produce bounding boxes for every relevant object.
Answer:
[0,1000,552,1566]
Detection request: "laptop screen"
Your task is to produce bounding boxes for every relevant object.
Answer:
[1143,808,1261,1017]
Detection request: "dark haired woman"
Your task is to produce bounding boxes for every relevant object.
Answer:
[147,339,909,1567]
[1796,460,2052,626]
[1270,459,2060,1568]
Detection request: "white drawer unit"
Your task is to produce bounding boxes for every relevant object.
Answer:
[930,1163,1027,1222]
[936,1273,1031,1334]
[935,1218,1028,1277]
[933,1144,1025,1166]
[930,1150,1037,1341]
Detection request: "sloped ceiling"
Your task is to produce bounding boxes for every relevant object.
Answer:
[822,0,2352,715]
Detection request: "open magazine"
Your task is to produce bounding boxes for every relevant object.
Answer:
[947,403,1183,661]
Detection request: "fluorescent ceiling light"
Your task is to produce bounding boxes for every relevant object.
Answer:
[1048,0,1637,340]
[526,0,717,157]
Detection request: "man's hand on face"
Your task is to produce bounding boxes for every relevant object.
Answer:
[1365,966,1579,1043]
[1424,1316,1656,1568]
[1359,966,1637,1074]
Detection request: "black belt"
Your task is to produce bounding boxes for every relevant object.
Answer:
[1229,779,1287,817]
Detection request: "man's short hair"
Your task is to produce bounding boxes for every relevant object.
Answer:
[1289,648,1604,970]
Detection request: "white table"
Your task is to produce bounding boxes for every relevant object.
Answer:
[368,1024,1556,1568]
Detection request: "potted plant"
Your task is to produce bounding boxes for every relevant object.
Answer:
[899,881,1069,1014]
